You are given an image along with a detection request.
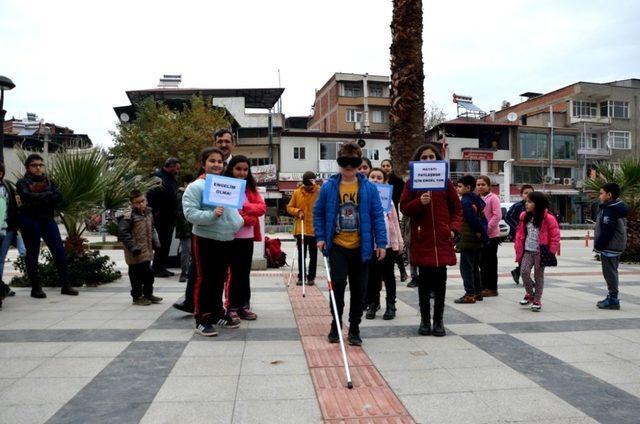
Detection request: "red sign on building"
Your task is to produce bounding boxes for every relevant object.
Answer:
[462,150,494,160]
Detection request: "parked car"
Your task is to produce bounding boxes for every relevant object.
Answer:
[499,202,515,241]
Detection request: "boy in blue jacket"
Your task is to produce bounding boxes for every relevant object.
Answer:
[594,183,628,310]
[314,142,387,346]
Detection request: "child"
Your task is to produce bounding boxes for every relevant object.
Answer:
[594,183,628,310]
[400,144,462,337]
[182,147,244,336]
[365,168,403,320]
[476,175,501,297]
[514,192,560,311]
[286,171,320,286]
[118,190,163,306]
[314,142,387,346]
[358,158,372,177]
[454,175,488,304]
[506,185,534,283]
[176,174,195,282]
[224,155,266,320]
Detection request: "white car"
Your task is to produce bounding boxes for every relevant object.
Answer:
[500,202,515,240]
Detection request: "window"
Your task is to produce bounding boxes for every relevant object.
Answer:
[343,84,362,97]
[519,133,548,159]
[608,131,631,149]
[369,85,384,97]
[514,166,544,184]
[450,160,480,176]
[293,147,306,160]
[363,148,379,161]
[579,133,602,150]
[553,134,576,160]
[601,101,629,118]
[249,157,271,166]
[320,142,338,160]
[371,110,385,123]
[572,101,597,117]
[346,109,362,123]
[554,168,572,179]
[488,160,502,174]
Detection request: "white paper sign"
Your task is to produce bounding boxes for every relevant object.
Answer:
[202,174,246,209]
[410,161,448,191]
[375,184,393,213]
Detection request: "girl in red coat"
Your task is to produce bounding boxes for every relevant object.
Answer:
[224,155,267,320]
[514,192,560,311]
[400,144,462,336]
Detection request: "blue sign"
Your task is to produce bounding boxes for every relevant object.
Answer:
[376,183,394,213]
[410,161,448,191]
[202,174,246,209]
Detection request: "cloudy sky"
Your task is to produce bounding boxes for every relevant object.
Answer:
[1,0,638,147]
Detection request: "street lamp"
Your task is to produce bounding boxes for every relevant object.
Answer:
[0,75,16,164]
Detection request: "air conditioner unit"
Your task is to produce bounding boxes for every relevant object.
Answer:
[563,178,573,186]
[543,175,555,184]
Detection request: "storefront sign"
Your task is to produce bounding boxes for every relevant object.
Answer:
[462,150,494,160]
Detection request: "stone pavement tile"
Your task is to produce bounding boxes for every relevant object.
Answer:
[49,319,109,330]
[0,379,16,396]
[596,343,640,361]
[56,341,131,357]
[450,365,538,391]
[0,319,64,330]
[243,340,304,357]
[0,342,71,358]
[236,374,316,401]
[409,334,477,352]
[136,329,194,341]
[244,327,300,341]
[366,351,438,371]
[240,353,309,376]
[154,375,238,402]
[571,360,640,384]
[119,340,185,358]
[0,403,65,424]
[359,337,419,354]
[512,331,587,348]
[233,399,322,424]
[537,344,618,363]
[170,355,242,376]
[101,318,156,329]
[0,358,47,378]
[140,401,235,424]
[69,309,124,320]
[475,388,587,422]
[0,376,91,405]
[444,323,505,335]
[182,340,245,357]
[400,392,499,424]
[49,401,151,424]
[26,356,113,378]
[382,368,465,395]
[246,317,297,329]
[609,329,640,343]
[0,329,141,343]
[491,317,640,334]
[619,383,640,398]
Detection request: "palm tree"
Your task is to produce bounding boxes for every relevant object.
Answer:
[583,157,640,261]
[389,0,425,174]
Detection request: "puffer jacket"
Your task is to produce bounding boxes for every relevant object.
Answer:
[380,202,404,252]
[287,184,320,236]
[118,206,160,265]
[236,188,267,241]
[482,192,501,239]
[514,210,561,263]
[400,179,462,267]
[594,199,628,254]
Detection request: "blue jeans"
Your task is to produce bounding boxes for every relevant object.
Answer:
[19,216,70,289]
[0,231,26,281]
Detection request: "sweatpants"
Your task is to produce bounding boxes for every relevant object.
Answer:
[366,248,397,306]
[601,255,620,298]
[128,261,154,298]
[480,237,500,291]
[192,236,231,324]
[228,238,254,310]
[179,237,191,278]
[329,244,368,331]
[152,222,174,272]
[521,251,544,301]
[460,249,482,296]
[295,234,317,281]
[19,216,70,289]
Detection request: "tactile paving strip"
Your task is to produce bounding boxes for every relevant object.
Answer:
[287,283,415,423]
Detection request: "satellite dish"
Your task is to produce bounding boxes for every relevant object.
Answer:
[119,112,130,123]
[507,112,518,122]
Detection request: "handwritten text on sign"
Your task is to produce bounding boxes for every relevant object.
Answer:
[410,161,448,191]
[376,183,393,213]
[203,174,246,209]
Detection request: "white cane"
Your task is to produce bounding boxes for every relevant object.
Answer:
[301,218,306,298]
[287,231,298,287]
[323,254,353,389]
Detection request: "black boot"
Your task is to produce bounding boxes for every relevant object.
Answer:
[365,303,377,320]
[327,320,340,343]
[418,302,431,335]
[61,285,79,296]
[31,286,47,299]
[383,301,396,320]
[432,288,446,337]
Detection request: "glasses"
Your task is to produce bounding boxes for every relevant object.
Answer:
[336,156,363,169]
[29,163,45,168]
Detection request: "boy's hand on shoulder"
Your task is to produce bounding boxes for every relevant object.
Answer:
[376,248,386,261]
[317,241,326,252]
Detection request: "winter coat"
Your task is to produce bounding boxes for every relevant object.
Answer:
[594,199,628,254]
[514,210,561,263]
[506,200,526,239]
[381,202,404,252]
[313,173,387,263]
[118,206,160,265]
[236,188,267,241]
[174,189,192,239]
[400,179,462,267]
[458,192,488,251]
[286,184,320,236]
[146,168,178,227]
[482,192,502,239]
[0,180,20,231]
[15,174,63,221]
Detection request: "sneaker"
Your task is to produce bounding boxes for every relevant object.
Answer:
[61,286,79,296]
[132,296,152,306]
[178,276,187,283]
[31,289,47,299]
[454,295,476,304]
[511,268,520,285]
[296,279,303,286]
[173,301,194,314]
[480,289,499,297]
[597,296,620,310]
[407,277,419,288]
[195,323,218,337]
[216,314,241,328]
[145,295,163,304]
[365,303,377,319]
[327,324,339,343]
[530,300,542,311]
[306,279,315,286]
[238,307,258,320]
[228,309,240,321]
[519,294,534,306]
[348,332,362,346]
[474,294,483,301]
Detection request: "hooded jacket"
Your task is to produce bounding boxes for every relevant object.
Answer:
[594,199,628,254]
[235,188,267,241]
[458,192,488,251]
[287,183,320,236]
[514,210,561,263]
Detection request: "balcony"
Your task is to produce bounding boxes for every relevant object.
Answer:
[577,147,611,157]
[568,115,611,126]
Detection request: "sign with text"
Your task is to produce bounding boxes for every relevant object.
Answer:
[462,150,494,160]
[375,183,393,213]
[203,175,246,209]
[410,161,448,191]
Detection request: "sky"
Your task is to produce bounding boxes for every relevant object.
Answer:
[1,0,639,147]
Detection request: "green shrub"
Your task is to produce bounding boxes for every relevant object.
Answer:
[10,250,121,287]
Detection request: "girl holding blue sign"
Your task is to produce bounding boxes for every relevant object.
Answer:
[365,168,403,320]
[182,147,245,337]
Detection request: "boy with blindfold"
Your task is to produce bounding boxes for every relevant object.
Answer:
[287,171,320,285]
[314,142,387,346]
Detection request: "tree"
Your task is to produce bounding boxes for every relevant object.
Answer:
[389,0,425,174]
[110,95,230,175]
[583,158,640,261]
[424,103,447,132]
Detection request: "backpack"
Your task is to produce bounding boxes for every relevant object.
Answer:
[264,236,287,268]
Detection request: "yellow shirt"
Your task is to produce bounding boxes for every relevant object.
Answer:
[333,180,360,249]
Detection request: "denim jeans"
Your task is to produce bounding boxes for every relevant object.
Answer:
[0,231,26,281]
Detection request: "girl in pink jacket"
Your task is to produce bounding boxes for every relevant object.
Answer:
[477,175,502,297]
[514,192,560,311]
[365,168,404,320]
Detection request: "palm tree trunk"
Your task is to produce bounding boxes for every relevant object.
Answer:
[390,0,425,174]
[623,208,640,261]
